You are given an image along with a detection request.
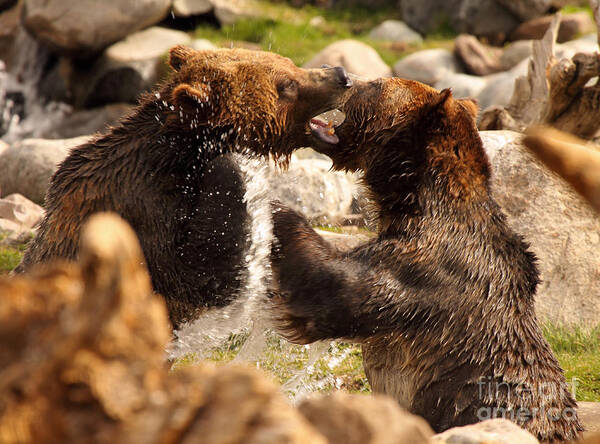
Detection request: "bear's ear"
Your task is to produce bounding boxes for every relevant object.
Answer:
[431,88,453,109]
[171,83,235,126]
[172,83,212,115]
[169,45,195,72]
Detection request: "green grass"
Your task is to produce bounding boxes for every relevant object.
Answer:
[177,323,600,402]
[543,323,600,402]
[0,234,27,274]
[193,1,455,67]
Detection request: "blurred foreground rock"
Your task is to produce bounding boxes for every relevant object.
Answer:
[303,40,392,79]
[0,212,436,444]
[431,419,539,444]
[0,213,323,443]
[300,392,433,444]
[482,130,600,328]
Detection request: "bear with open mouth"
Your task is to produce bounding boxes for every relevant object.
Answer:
[270,77,583,442]
[15,46,353,329]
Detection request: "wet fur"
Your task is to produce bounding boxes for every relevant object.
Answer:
[15,46,349,328]
[270,78,583,442]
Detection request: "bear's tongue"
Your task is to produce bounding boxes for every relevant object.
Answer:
[310,118,339,144]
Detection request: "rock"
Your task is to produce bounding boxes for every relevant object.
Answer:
[481,130,600,328]
[22,0,171,55]
[191,38,217,50]
[579,402,600,435]
[267,155,357,224]
[0,218,29,237]
[368,20,422,45]
[0,1,20,64]
[500,40,534,70]
[393,49,463,86]
[213,0,254,25]
[303,40,392,79]
[0,212,328,443]
[299,392,433,444]
[69,27,191,107]
[432,419,539,444]
[510,13,596,43]
[0,194,43,228]
[435,72,488,100]
[476,58,529,110]
[556,33,599,59]
[401,0,519,44]
[0,136,89,203]
[40,103,133,139]
[0,140,7,157]
[172,0,213,17]
[454,34,503,76]
[496,0,551,21]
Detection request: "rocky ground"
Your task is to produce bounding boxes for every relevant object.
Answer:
[1,0,600,443]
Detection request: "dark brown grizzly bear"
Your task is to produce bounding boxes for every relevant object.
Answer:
[270,78,583,441]
[15,45,353,328]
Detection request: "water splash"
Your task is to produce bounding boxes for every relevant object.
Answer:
[0,28,71,144]
[167,153,274,359]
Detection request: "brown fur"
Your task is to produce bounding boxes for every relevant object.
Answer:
[270,78,583,441]
[14,46,351,328]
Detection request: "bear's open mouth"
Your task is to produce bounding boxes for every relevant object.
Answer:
[309,110,346,145]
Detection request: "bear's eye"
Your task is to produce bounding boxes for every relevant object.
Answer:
[277,80,298,100]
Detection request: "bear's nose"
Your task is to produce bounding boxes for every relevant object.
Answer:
[334,66,353,88]
[322,65,353,88]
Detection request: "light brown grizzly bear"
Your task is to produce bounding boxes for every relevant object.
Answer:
[270,78,583,442]
[14,46,353,328]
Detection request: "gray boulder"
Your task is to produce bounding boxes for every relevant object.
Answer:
[22,0,171,55]
[0,193,43,228]
[212,0,254,25]
[476,58,529,111]
[393,49,462,86]
[172,0,213,17]
[303,40,392,79]
[369,20,422,45]
[68,27,191,107]
[496,0,551,21]
[482,130,600,328]
[266,155,357,225]
[499,40,534,70]
[401,0,519,44]
[432,419,539,444]
[190,39,217,51]
[435,72,488,100]
[39,103,133,139]
[0,136,90,204]
[510,12,596,43]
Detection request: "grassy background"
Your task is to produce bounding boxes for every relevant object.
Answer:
[193,1,455,66]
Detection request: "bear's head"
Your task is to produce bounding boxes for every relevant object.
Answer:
[163,46,353,161]
[309,78,491,219]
